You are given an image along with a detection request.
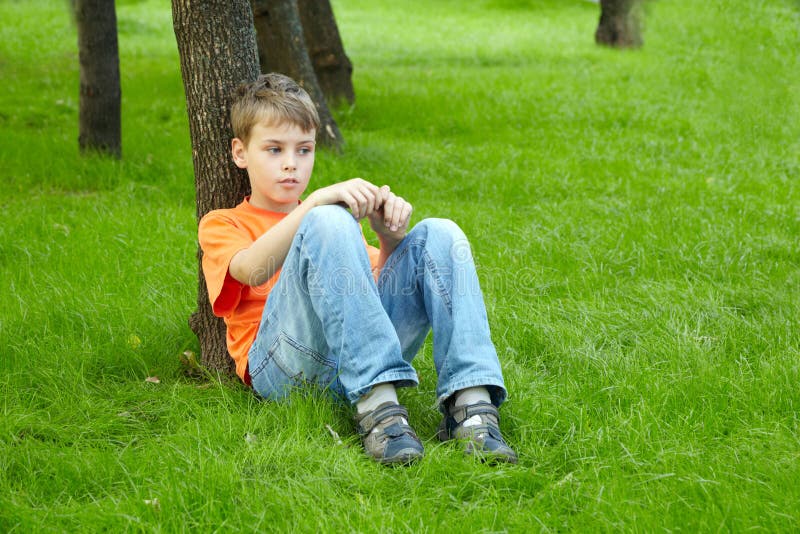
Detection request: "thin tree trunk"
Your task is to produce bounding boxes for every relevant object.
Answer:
[298,0,354,106]
[172,0,259,374]
[251,1,285,75]
[251,0,343,149]
[75,0,121,157]
[595,0,642,48]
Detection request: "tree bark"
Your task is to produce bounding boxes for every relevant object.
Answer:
[172,0,259,374]
[595,0,642,48]
[298,0,354,106]
[251,0,344,149]
[75,0,121,157]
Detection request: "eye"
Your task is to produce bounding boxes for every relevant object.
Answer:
[266,146,280,154]
[298,146,313,155]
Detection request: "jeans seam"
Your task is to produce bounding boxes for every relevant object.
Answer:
[379,239,413,289]
[422,248,452,315]
[301,225,366,384]
[249,348,272,379]
[264,332,335,383]
[278,331,334,368]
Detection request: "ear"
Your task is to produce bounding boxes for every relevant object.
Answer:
[231,138,248,169]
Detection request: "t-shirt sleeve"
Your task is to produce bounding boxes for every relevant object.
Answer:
[198,212,253,317]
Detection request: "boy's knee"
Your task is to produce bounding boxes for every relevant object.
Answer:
[303,205,358,236]
[417,218,464,240]
[413,218,472,261]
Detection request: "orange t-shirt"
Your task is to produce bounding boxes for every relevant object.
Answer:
[198,197,380,384]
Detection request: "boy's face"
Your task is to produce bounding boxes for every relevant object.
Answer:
[231,120,316,213]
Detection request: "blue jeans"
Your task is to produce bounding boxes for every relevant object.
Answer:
[247,205,507,409]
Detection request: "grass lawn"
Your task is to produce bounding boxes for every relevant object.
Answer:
[2,0,799,530]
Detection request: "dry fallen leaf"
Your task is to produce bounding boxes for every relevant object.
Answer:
[179,350,205,379]
[325,424,343,446]
[144,376,160,384]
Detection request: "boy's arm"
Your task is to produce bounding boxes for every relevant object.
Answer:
[229,178,384,286]
[228,200,316,286]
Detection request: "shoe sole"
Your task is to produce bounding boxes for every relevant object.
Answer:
[379,447,425,466]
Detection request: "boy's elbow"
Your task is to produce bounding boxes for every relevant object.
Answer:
[229,250,256,286]
[230,250,276,286]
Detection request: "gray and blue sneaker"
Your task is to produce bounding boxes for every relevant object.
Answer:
[355,402,424,465]
[437,401,517,464]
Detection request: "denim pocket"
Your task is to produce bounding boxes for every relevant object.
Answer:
[268,332,335,385]
[249,331,336,400]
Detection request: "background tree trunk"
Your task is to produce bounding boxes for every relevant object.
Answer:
[595,0,643,48]
[75,0,121,157]
[298,0,354,107]
[251,0,344,149]
[172,0,259,374]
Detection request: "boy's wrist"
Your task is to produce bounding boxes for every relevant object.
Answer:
[303,191,318,207]
[377,232,405,250]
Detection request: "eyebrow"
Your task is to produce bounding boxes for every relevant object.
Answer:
[261,138,316,145]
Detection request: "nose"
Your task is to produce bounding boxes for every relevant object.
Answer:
[282,153,296,172]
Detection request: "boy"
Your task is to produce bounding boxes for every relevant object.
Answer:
[198,73,517,465]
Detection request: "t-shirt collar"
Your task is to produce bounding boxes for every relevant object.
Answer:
[242,196,300,216]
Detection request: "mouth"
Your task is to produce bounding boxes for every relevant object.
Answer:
[279,177,299,184]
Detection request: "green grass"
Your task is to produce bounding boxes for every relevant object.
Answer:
[2,0,799,530]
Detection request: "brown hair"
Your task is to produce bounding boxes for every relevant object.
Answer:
[230,73,320,144]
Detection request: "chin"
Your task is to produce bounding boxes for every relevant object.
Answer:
[276,196,302,207]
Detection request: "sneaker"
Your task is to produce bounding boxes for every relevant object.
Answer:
[355,402,424,465]
[437,401,518,464]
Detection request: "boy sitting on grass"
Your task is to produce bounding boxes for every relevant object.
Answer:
[198,73,517,465]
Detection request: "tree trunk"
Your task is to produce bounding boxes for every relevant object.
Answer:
[595,0,642,48]
[298,0,354,106]
[251,0,343,149]
[75,0,121,157]
[172,0,259,374]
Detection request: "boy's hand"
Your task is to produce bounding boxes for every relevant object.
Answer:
[307,178,382,220]
[368,186,412,247]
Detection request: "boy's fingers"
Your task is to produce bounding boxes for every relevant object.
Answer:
[356,177,377,190]
[399,202,413,228]
[357,178,379,202]
[352,190,370,219]
[364,185,379,212]
[340,192,358,217]
[383,194,396,227]
[372,185,383,213]
[350,183,378,217]
[377,185,390,211]
[389,196,405,231]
